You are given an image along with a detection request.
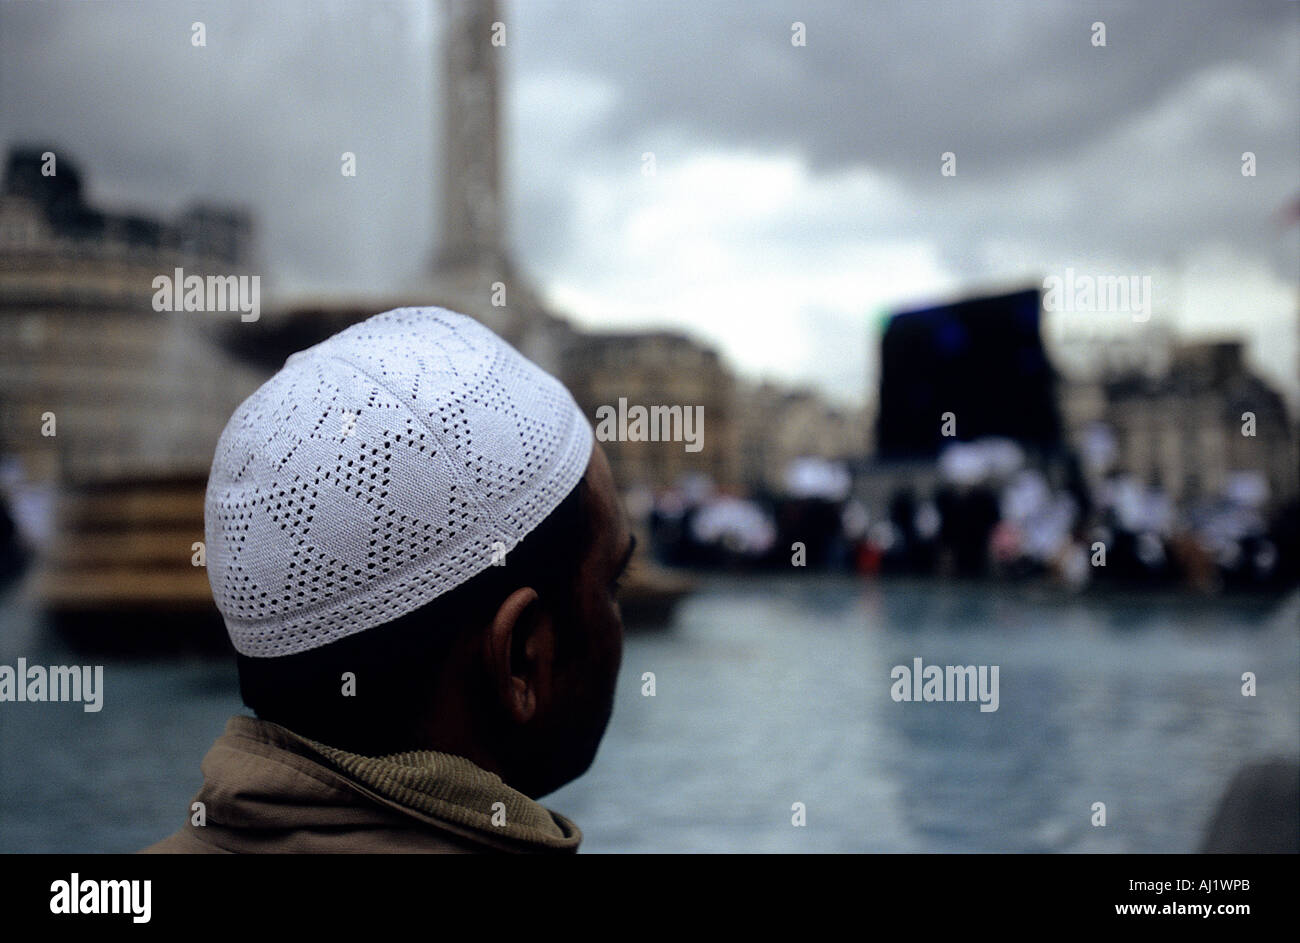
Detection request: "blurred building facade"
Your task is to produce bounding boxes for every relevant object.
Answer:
[562,330,739,491]
[734,381,868,493]
[0,146,269,615]
[0,146,264,484]
[1064,340,1298,510]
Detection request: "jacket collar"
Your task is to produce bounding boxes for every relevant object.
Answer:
[198,715,582,853]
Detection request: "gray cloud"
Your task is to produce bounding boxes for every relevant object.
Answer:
[1,0,1296,406]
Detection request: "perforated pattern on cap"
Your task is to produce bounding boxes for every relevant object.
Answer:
[205,307,594,657]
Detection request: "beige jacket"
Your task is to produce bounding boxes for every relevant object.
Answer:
[141,715,582,854]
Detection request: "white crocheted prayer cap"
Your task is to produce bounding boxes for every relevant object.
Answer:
[206,307,594,657]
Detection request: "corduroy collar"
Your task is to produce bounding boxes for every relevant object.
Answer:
[228,715,582,853]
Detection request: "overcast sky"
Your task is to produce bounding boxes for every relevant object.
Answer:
[2,0,1297,410]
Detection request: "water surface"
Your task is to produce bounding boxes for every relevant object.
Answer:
[2,576,1296,853]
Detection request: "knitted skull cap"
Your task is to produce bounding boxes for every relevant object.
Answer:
[205,306,594,657]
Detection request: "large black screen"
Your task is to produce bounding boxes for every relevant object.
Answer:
[875,288,1061,458]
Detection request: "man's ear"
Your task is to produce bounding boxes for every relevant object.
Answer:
[484,586,555,724]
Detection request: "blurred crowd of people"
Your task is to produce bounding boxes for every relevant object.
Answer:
[634,439,1299,593]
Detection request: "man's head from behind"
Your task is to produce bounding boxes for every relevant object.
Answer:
[207,308,629,797]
